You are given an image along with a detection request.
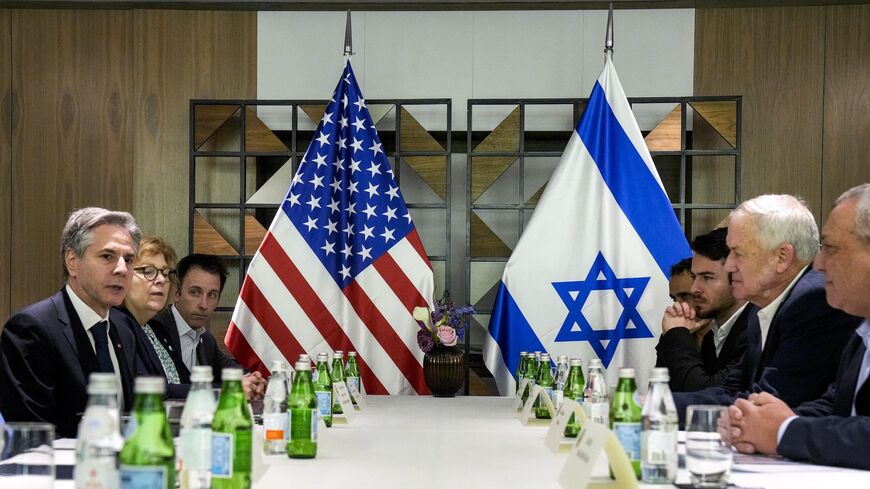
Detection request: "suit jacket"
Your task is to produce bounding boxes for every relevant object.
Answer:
[151,308,240,386]
[0,289,138,438]
[674,268,861,422]
[655,304,753,392]
[116,307,190,399]
[777,332,870,470]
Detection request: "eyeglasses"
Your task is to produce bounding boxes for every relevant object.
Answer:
[134,266,177,281]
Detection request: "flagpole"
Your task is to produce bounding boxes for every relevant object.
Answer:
[604,2,614,58]
[344,10,354,60]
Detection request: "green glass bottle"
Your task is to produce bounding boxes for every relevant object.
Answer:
[345,351,361,405]
[515,351,528,395]
[611,367,642,478]
[521,352,539,406]
[534,354,555,419]
[562,358,585,438]
[120,377,175,489]
[287,358,318,459]
[330,352,346,415]
[312,353,333,428]
[211,368,253,489]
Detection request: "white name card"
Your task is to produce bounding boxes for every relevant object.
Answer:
[347,381,368,410]
[545,399,588,453]
[558,422,639,489]
[514,378,530,410]
[519,384,556,426]
[333,382,357,423]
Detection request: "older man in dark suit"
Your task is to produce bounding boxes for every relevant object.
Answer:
[729,183,870,470]
[672,195,861,421]
[0,207,142,437]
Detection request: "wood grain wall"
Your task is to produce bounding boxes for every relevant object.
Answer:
[821,5,870,215]
[695,5,870,223]
[1,9,256,325]
[1,10,11,322]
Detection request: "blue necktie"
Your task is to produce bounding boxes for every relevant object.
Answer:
[92,321,114,373]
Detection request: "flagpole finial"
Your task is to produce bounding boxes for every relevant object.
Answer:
[344,10,354,58]
[604,2,614,56]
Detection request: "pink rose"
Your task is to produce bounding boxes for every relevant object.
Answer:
[436,325,458,347]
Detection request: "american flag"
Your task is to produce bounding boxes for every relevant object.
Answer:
[225,61,434,394]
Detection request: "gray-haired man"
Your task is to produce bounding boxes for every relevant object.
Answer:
[0,207,142,437]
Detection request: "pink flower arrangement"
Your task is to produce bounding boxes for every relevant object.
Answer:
[413,292,473,354]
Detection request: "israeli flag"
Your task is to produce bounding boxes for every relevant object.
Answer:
[483,55,691,395]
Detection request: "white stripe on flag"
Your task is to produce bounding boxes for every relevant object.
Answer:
[388,238,435,310]
[230,298,287,370]
[269,211,413,394]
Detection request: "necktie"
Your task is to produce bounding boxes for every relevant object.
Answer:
[92,321,114,373]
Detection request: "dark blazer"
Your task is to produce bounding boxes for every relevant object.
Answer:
[777,331,870,470]
[151,308,240,386]
[0,289,138,438]
[116,307,190,399]
[674,269,861,421]
[655,304,754,392]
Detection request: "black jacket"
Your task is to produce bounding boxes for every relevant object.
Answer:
[655,304,753,392]
[116,306,190,399]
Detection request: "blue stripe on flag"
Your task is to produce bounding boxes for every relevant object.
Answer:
[490,282,546,376]
[577,82,691,277]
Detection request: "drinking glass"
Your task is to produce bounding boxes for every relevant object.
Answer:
[0,422,55,489]
[685,405,732,488]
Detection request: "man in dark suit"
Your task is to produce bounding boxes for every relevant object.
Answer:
[729,183,870,470]
[656,228,752,391]
[150,253,266,400]
[672,195,861,420]
[0,207,142,437]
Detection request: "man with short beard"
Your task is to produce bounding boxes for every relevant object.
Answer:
[656,228,754,391]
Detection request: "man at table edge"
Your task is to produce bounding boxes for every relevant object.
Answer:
[729,182,870,471]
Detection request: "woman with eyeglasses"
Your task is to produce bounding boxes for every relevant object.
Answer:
[119,235,189,398]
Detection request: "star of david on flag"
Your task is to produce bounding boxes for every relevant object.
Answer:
[226,60,435,395]
[483,54,690,395]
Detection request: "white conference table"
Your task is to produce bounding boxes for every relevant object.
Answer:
[51,395,870,489]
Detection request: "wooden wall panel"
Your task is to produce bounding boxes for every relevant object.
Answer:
[10,9,133,314]
[1,10,11,323]
[694,7,826,219]
[132,10,257,257]
[821,4,870,217]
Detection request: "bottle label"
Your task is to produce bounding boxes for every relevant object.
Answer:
[346,377,360,394]
[290,408,314,442]
[180,427,212,471]
[553,389,564,409]
[76,459,119,489]
[120,465,166,489]
[613,422,642,461]
[642,430,677,465]
[311,408,319,442]
[585,402,609,425]
[234,429,252,472]
[211,433,234,478]
[315,391,332,417]
[263,412,288,441]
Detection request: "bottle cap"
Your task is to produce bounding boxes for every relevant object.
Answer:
[317,352,330,361]
[569,358,582,367]
[270,360,287,373]
[190,365,214,383]
[348,351,357,357]
[519,351,528,356]
[557,355,568,363]
[650,367,670,382]
[222,367,244,381]
[540,353,551,361]
[87,373,117,395]
[134,376,165,394]
[618,367,636,378]
[295,360,311,371]
[299,354,310,361]
[332,352,343,359]
[588,358,603,368]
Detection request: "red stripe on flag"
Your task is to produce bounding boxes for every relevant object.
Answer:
[372,252,430,314]
[225,322,269,376]
[406,228,432,270]
[259,233,389,395]
[343,276,428,395]
[239,279,307,367]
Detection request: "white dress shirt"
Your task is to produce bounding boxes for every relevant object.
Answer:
[65,284,124,406]
[756,266,807,351]
[172,304,205,372]
[711,303,749,357]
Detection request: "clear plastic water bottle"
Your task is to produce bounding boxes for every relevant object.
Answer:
[75,373,123,489]
[262,360,289,455]
[641,367,678,483]
[179,366,216,489]
[554,355,569,409]
[583,358,609,425]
